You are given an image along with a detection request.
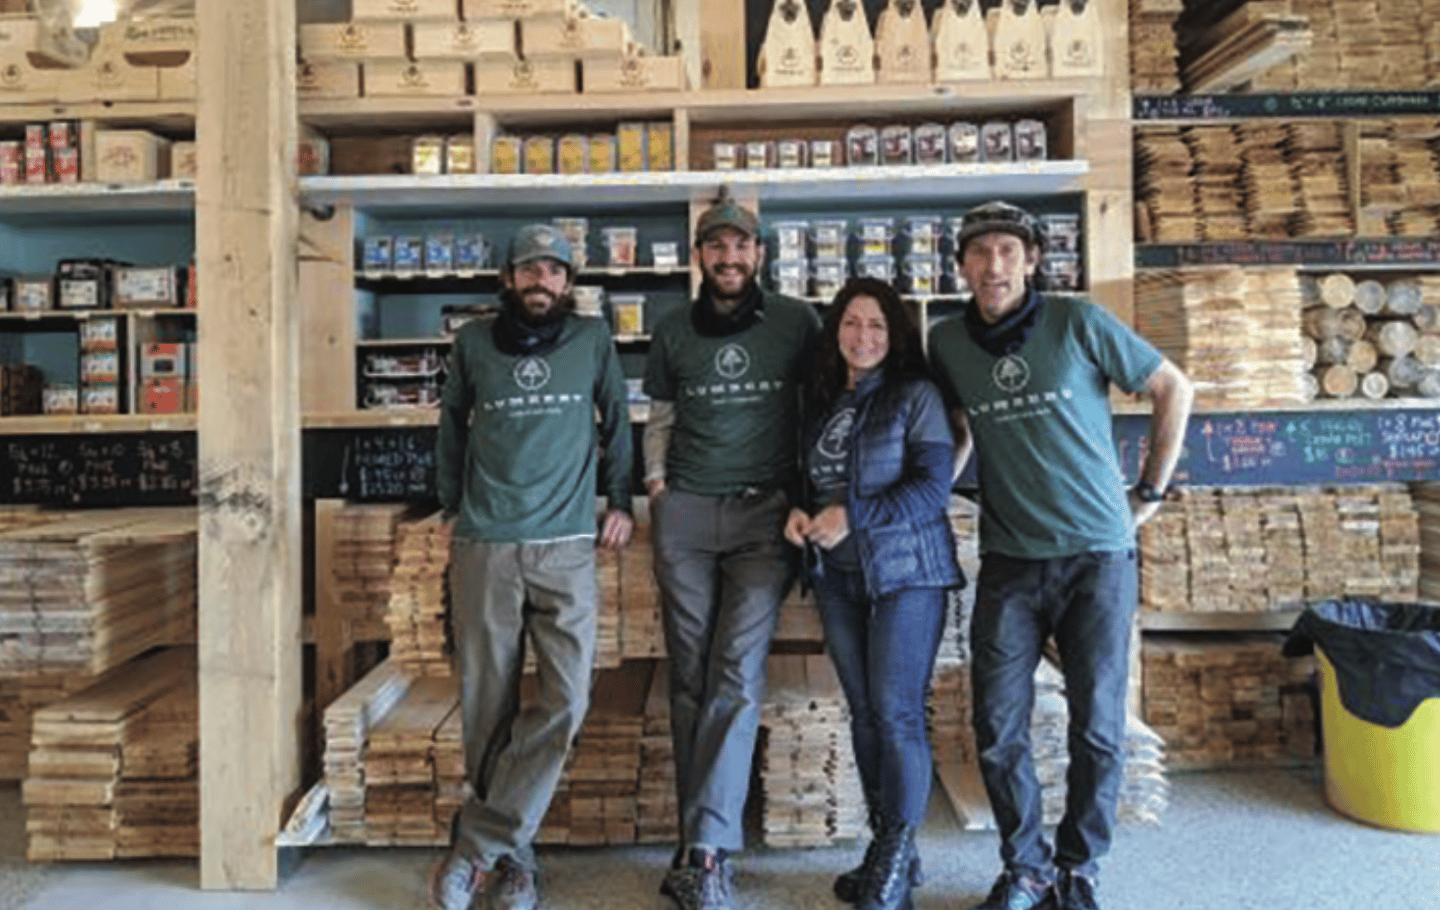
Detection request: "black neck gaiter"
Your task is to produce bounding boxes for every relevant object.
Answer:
[964,288,1043,358]
[691,282,765,338]
[492,289,568,357]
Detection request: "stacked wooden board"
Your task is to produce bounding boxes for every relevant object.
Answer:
[1287,121,1353,238]
[0,674,97,781]
[385,511,452,675]
[23,647,197,861]
[1138,486,1420,615]
[636,661,678,844]
[1142,634,1315,769]
[0,508,197,679]
[1413,482,1440,602]
[1130,0,1184,93]
[1253,0,1440,89]
[1135,267,1307,409]
[1300,270,1440,400]
[365,674,459,846]
[331,503,413,628]
[1179,1,1312,93]
[1185,126,1249,240]
[756,654,865,848]
[322,658,414,843]
[1135,128,1202,242]
[618,503,665,660]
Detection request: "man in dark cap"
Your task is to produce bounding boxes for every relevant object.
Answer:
[431,223,634,910]
[643,187,820,910]
[928,200,1193,910]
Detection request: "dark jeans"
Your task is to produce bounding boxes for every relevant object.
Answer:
[970,549,1137,882]
[814,565,946,827]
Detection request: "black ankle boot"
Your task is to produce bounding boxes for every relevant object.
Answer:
[854,822,917,910]
[834,841,923,903]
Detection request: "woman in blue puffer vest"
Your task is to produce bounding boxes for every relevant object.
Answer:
[785,277,963,910]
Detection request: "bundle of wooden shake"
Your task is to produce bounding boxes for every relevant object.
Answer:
[1301,271,1440,400]
[1254,0,1440,89]
[24,647,197,861]
[1287,121,1353,238]
[385,511,452,675]
[757,654,865,848]
[1411,483,1440,602]
[1138,486,1420,614]
[330,503,412,628]
[1179,1,1312,93]
[636,661,678,844]
[364,675,459,846]
[1134,267,1306,408]
[0,509,196,679]
[1135,128,1202,243]
[1130,0,1184,93]
[1142,634,1315,769]
[323,658,414,842]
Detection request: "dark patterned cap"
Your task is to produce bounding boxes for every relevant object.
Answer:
[508,223,575,270]
[954,200,1042,257]
[694,186,760,243]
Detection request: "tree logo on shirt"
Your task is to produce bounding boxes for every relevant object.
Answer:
[818,408,856,460]
[715,343,751,379]
[514,356,551,391]
[993,354,1030,392]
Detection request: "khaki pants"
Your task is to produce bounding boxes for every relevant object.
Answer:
[448,536,597,868]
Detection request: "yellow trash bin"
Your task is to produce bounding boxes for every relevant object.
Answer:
[1317,648,1440,833]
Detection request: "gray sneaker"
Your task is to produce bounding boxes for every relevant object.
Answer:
[487,855,538,910]
[430,851,488,910]
[660,848,733,910]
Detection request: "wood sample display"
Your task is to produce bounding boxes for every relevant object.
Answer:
[23,647,197,861]
[1137,486,1420,615]
[1048,0,1104,78]
[1300,270,1440,400]
[991,0,1048,79]
[759,0,819,87]
[932,0,991,81]
[875,0,932,84]
[1129,0,1183,93]
[819,0,877,85]
[0,508,196,678]
[1142,634,1315,770]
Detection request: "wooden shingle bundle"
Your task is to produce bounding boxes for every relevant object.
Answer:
[331,503,413,628]
[323,658,414,843]
[1135,128,1201,243]
[385,511,452,675]
[364,674,459,846]
[1130,0,1184,93]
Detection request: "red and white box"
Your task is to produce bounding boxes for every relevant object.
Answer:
[140,342,187,379]
[142,378,185,414]
[0,141,20,184]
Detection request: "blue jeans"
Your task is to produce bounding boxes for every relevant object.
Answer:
[970,549,1138,882]
[814,565,946,827]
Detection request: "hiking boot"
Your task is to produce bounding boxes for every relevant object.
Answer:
[660,847,733,910]
[1055,870,1099,910]
[429,850,488,910]
[486,855,538,910]
[971,870,1056,910]
[833,840,923,903]
[854,822,918,910]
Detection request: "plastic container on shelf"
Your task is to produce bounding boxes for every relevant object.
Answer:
[602,226,639,268]
[771,220,810,261]
[651,241,681,270]
[858,218,896,259]
[771,259,809,298]
[903,255,942,296]
[608,293,646,336]
[905,216,943,257]
[855,256,895,283]
[1042,254,1081,291]
[572,285,604,317]
[550,217,589,269]
[812,258,849,301]
[1040,213,1082,254]
[812,219,849,260]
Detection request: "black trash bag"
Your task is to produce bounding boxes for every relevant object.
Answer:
[1284,599,1440,729]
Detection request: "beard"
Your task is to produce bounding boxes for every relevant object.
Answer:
[502,287,574,328]
[701,262,760,304]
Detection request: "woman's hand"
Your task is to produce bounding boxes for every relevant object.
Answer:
[805,504,850,550]
[784,508,811,548]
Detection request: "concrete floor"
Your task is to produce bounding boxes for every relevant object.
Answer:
[2,766,1437,910]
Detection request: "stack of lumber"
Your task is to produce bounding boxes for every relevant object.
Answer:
[1287,121,1353,237]
[1251,0,1438,88]
[542,661,650,846]
[385,511,451,675]
[1141,634,1315,769]
[1301,270,1440,400]
[774,587,824,648]
[1238,122,1299,238]
[1135,267,1306,408]
[757,654,865,848]
[0,674,97,781]
[1428,0,1440,83]
[23,647,197,861]
[636,661,677,844]
[1184,126,1249,240]
[595,536,623,671]
[1130,0,1184,93]
[1179,1,1312,93]
[1135,128,1201,242]
[323,658,414,843]
[0,505,60,533]
[364,674,459,846]
[330,504,412,627]
[1358,122,1407,237]
[1412,482,1440,601]
[1388,119,1440,236]
[618,504,665,660]
[432,700,465,837]
[0,508,196,678]
[1137,486,1419,614]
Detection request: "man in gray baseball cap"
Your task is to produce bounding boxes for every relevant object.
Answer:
[432,223,633,910]
[643,188,820,910]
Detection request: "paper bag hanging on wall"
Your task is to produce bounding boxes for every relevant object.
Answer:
[876,0,931,84]
[1049,0,1103,78]
[990,0,1047,79]
[759,0,818,87]
[820,0,876,85]
[932,0,991,82]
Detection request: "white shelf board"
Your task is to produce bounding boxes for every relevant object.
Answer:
[0,179,195,217]
[301,162,1089,212]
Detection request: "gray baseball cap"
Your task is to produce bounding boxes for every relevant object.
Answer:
[695,186,760,244]
[508,223,575,270]
[954,200,1042,258]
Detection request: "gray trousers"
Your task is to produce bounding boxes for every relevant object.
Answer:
[448,537,597,868]
[652,488,794,851]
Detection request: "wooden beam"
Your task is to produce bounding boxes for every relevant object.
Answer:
[196,0,301,891]
[313,499,355,715]
[698,0,747,89]
[300,205,356,415]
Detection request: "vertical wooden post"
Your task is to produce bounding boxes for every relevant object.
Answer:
[313,498,354,714]
[196,0,301,891]
[300,206,357,415]
[698,0,748,89]
[1084,0,1135,327]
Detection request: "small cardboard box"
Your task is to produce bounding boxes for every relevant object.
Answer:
[296,60,361,100]
[81,383,121,415]
[473,58,574,95]
[352,0,459,20]
[141,342,187,378]
[521,16,630,59]
[300,23,407,62]
[43,384,78,415]
[115,267,182,308]
[141,378,184,414]
[171,141,198,179]
[616,122,645,173]
[156,50,195,100]
[363,62,467,97]
[411,20,515,61]
[82,352,120,383]
[95,130,171,182]
[646,121,673,172]
[584,55,685,93]
[56,34,160,103]
[464,0,573,19]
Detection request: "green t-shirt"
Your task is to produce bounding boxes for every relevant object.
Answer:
[644,291,820,496]
[436,313,632,543]
[928,294,1162,559]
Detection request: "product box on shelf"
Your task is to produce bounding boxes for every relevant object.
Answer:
[412,135,446,175]
[463,0,576,19]
[141,378,185,414]
[524,136,556,174]
[43,384,79,415]
[300,23,408,62]
[81,383,121,415]
[363,236,395,274]
[95,130,171,182]
[447,134,476,174]
[114,266,183,308]
[474,58,576,94]
[57,259,116,310]
[491,135,522,173]
[81,351,120,383]
[24,123,46,183]
[646,122,673,171]
[522,16,630,59]
[14,278,51,312]
[353,0,459,20]
[583,55,685,93]
[79,316,120,351]
[393,236,425,273]
[140,342,186,379]
[616,122,646,173]
[363,62,467,98]
[297,60,362,100]
[557,134,588,174]
[424,233,456,275]
[587,134,616,172]
[412,20,516,61]
[0,141,20,184]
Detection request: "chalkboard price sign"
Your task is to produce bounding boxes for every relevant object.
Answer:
[2,433,197,505]
[1136,239,1440,270]
[1134,91,1440,121]
[304,427,438,502]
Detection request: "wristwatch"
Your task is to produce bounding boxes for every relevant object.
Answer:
[1133,480,1165,503]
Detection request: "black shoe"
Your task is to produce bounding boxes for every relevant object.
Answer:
[833,842,923,904]
[854,823,917,910]
[971,870,1056,910]
[660,847,733,910]
[1055,870,1099,910]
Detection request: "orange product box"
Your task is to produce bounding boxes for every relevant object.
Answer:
[142,378,184,415]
